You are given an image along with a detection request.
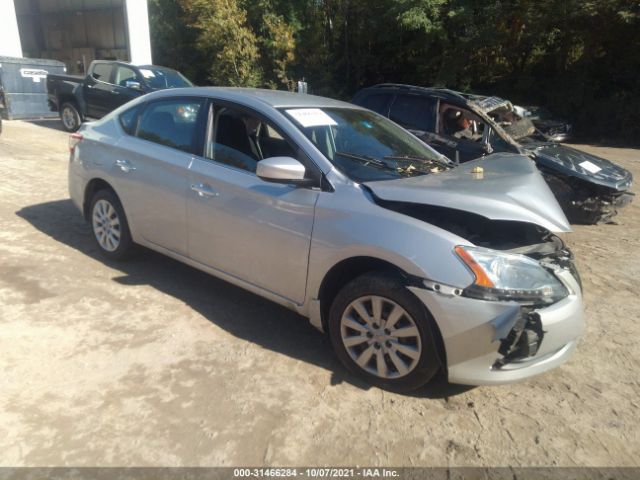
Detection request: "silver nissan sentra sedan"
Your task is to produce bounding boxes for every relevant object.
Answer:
[68,87,584,392]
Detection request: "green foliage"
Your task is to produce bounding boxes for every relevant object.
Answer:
[180,0,262,87]
[148,0,207,84]
[149,0,640,143]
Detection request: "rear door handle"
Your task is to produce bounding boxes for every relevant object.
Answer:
[190,183,219,198]
[115,159,136,173]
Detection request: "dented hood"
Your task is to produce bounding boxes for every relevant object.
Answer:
[364,153,571,233]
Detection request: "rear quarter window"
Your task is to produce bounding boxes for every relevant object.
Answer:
[135,98,205,154]
[119,105,141,135]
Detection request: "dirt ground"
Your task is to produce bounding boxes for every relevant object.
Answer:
[0,119,639,468]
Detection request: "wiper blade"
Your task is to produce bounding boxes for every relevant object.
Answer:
[335,151,390,169]
[335,151,443,176]
[383,154,451,168]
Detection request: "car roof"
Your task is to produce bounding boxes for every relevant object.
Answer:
[137,64,180,72]
[148,87,362,110]
[358,83,469,104]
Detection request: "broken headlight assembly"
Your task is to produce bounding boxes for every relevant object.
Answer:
[454,246,568,305]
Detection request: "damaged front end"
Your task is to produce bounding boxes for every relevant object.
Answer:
[542,171,634,224]
[525,142,634,224]
[376,200,584,384]
[363,154,584,384]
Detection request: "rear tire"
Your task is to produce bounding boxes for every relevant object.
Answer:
[60,102,82,132]
[328,272,441,392]
[89,189,136,261]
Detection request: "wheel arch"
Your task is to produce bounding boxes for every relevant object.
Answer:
[59,94,83,116]
[316,256,447,369]
[83,178,119,221]
[317,256,417,330]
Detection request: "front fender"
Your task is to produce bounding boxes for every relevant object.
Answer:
[305,184,475,305]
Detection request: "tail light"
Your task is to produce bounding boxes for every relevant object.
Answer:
[69,133,83,153]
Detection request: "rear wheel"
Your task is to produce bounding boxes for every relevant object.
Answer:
[60,102,82,132]
[328,272,441,392]
[90,190,136,260]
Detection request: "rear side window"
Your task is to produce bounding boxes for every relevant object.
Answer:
[357,93,393,116]
[119,105,141,135]
[91,63,113,82]
[389,94,436,132]
[136,98,204,154]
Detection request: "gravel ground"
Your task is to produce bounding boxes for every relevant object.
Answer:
[1,119,639,467]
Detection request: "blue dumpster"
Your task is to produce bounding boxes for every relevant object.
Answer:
[0,56,67,120]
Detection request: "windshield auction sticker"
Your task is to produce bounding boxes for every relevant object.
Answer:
[139,69,156,78]
[286,108,337,127]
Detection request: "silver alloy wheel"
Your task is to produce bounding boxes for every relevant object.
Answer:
[92,199,121,252]
[340,295,422,379]
[61,106,77,130]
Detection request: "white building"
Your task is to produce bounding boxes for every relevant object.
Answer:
[0,0,152,73]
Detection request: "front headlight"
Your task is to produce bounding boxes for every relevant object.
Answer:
[454,245,568,304]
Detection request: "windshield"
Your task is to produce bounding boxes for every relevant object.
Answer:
[138,67,193,89]
[281,107,450,182]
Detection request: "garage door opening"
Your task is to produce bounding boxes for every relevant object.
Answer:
[13,0,151,74]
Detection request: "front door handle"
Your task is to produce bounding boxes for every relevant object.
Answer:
[115,159,136,173]
[190,183,219,198]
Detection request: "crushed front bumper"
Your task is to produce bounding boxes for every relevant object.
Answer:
[409,269,584,385]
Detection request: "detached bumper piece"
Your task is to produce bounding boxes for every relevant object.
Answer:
[408,265,584,385]
[569,190,634,224]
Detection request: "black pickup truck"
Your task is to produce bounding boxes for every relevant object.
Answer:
[47,60,193,132]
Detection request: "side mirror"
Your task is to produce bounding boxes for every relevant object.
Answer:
[125,80,142,90]
[257,157,314,186]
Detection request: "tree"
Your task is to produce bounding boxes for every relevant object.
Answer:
[181,0,262,86]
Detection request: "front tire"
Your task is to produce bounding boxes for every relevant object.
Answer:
[328,272,441,392]
[89,190,136,260]
[60,102,82,132]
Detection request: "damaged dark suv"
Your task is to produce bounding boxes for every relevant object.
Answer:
[353,84,634,224]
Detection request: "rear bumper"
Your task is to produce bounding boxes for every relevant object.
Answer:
[409,269,584,386]
[68,150,87,215]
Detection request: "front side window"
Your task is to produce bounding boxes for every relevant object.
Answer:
[282,107,449,182]
[119,105,141,135]
[136,98,204,153]
[389,94,436,132]
[206,105,298,174]
[114,66,138,87]
[438,103,487,143]
[91,63,113,82]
